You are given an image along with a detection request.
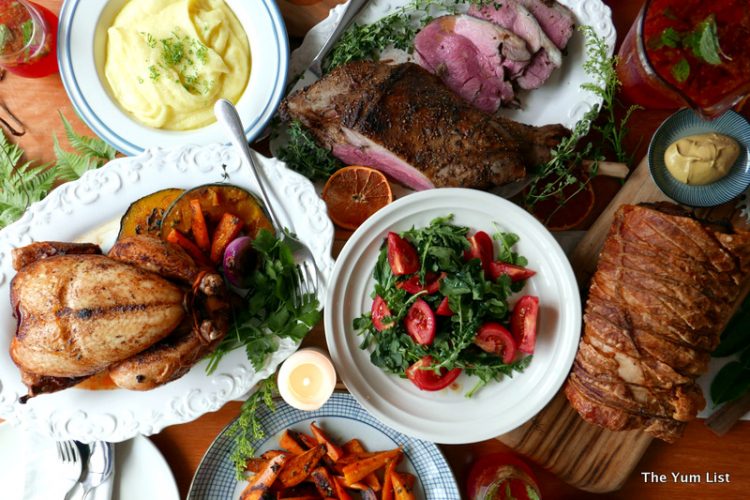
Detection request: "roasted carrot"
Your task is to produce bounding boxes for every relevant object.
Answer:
[339,438,379,491]
[333,476,354,500]
[310,422,345,462]
[279,430,308,455]
[341,439,362,456]
[342,449,402,485]
[310,466,337,498]
[390,471,415,500]
[189,199,211,253]
[277,444,327,488]
[382,459,397,500]
[261,450,287,460]
[245,457,266,474]
[336,477,368,491]
[166,228,209,266]
[239,453,288,500]
[296,431,318,450]
[210,212,243,263]
[401,473,416,489]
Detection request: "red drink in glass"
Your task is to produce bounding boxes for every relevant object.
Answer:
[0,0,58,78]
[617,0,750,119]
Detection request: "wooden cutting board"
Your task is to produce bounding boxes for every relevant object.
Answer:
[496,155,750,493]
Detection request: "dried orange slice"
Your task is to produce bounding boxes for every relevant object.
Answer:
[322,166,393,230]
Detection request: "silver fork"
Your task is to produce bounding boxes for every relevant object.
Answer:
[78,441,115,500]
[214,99,320,307]
[55,441,82,500]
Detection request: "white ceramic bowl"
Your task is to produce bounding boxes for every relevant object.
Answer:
[58,0,288,155]
[325,189,582,444]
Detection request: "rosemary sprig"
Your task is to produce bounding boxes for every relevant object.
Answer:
[226,377,277,480]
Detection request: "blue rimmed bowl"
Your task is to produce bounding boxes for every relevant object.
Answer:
[57,0,289,156]
[648,109,750,207]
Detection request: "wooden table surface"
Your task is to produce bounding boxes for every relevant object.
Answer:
[3,1,749,499]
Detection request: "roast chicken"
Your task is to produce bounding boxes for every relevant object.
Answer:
[565,203,750,442]
[9,236,230,401]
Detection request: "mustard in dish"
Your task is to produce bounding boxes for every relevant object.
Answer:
[664,133,740,185]
[105,0,250,130]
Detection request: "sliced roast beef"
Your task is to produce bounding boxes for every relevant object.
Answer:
[414,15,530,112]
[469,2,564,90]
[280,61,568,190]
[516,0,576,50]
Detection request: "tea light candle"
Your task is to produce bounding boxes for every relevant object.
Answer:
[277,348,336,411]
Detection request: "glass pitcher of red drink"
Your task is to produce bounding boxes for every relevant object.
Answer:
[0,0,58,78]
[617,0,750,119]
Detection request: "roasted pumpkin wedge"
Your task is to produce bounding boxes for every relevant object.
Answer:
[160,184,273,242]
[118,188,184,239]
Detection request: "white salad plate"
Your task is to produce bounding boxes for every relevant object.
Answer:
[57,0,289,155]
[0,422,180,500]
[0,144,335,443]
[188,393,460,499]
[325,189,581,444]
[286,0,616,131]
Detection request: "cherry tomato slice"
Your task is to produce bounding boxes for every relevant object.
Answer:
[405,356,462,391]
[511,295,539,354]
[465,231,494,275]
[397,272,446,294]
[371,295,393,332]
[404,298,436,345]
[475,322,517,364]
[387,232,419,275]
[489,261,536,282]
[436,296,454,316]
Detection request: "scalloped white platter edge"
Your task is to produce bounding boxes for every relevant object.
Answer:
[0,144,334,443]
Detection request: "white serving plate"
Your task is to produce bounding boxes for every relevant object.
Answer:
[57,0,289,155]
[0,144,334,443]
[188,393,460,499]
[325,189,581,444]
[286,0,616,130]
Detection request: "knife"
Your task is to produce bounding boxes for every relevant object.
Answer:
[306,0,371,78]
[76,441,115,500]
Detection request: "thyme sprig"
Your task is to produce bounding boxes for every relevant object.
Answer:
[226,377,277,480]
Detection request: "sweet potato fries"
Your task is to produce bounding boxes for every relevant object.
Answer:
[240,422,415,500]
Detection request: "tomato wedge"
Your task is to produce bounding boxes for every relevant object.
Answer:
[511,296,539,354]
[404,299,436,345]
[396,272,445,295]
[371,295,393,332]
[436,296,454,316]
[474,323,517,364]
[489,261,536,282]
[387,232,419,275]
[465,231,494,275]
[406,356,462,391]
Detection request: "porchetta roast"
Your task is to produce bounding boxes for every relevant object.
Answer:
[9,236,230,401]
[280,61,567,190]
[565,203,750,442]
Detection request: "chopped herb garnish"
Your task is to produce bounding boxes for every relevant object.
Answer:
[671,58,690,83]
[660,27,680,48]
[20,19,33,46]
[148,64,160,80]
[277,120,344,180]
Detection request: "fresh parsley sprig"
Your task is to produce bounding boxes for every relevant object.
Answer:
[0,114,116,230]
[205,228,321,374]
[226,377,277,480]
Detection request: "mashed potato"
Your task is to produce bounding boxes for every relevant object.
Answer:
[105,0,250,130]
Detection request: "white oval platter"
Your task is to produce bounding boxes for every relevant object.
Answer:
[0,144,334,443]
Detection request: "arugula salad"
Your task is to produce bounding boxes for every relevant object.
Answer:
[354,216,539,397]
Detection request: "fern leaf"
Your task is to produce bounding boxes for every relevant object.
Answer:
[59,112,116,161]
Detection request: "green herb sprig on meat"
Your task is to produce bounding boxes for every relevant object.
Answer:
[354,215,532,397]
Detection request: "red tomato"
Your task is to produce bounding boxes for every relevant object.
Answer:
[396,272,446,294]
[404,299,436,345]
[405,356,462,391]
[371,295,393,332]
[465,231,494,275]
[511,296,539,354]
[474,323,517,364]
[466,453,540,500]
[387,232,419,275]
[488,262,536,282]
[436,296,454,316]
